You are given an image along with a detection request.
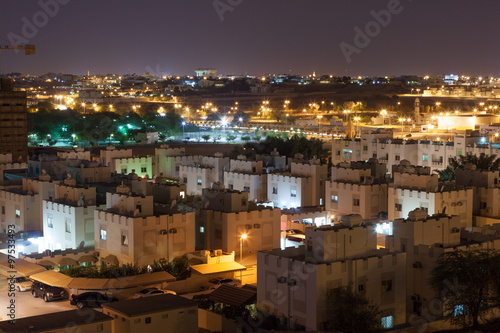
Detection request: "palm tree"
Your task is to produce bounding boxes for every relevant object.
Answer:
[438,153,500,181]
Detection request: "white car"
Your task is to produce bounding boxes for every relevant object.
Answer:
[134,288,176,298]
[15,277,32,292]
[202,278,242,291]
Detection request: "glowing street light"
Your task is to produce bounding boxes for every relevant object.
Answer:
[380,109,387,125]
[182,121,186,139]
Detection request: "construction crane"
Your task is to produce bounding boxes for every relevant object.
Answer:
[0,44,35,74]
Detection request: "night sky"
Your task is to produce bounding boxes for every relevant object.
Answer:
[0,0,498,76]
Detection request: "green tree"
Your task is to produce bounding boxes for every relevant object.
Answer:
[241,136,251,142]
[430,249,500,329]
[438,153,500,180]
[202,135,211,142]
[325,284,381,333]
[226,135,237,142]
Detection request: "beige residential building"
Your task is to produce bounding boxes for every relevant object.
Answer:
[290,157,327,206]
[387,209,461,321]
[95,184,195,266]
[114,156,153,178]
[99,146,133,171]
[225,156,267,202]
[456,167,500,218]
[0,175,58,233]
[66,159,111,184]
[326,159,388,219]
[388,161,473,228]
[267,173,312,208]
[200,186,281,256]
[257,222,407,331]
[102,294,198,333]
[154,145,187,176]
[43,178,99,251]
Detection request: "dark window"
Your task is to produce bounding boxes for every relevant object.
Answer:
[382,280,393,292]
[395,203,402,211]
[145,317,151,324]
[358,284,365,292]
[353,198,360,206]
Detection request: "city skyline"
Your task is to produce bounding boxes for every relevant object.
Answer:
[1,0,500,76]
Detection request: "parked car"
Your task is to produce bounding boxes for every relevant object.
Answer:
[70,292,118,308]
[202,278,242,290]
[134,287,176,298]
[31,281,65,302]
[285,229,305,243]
[15,277,32,292]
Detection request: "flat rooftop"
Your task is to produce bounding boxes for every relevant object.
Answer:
[102,294,197,317]
[0,309,112,331]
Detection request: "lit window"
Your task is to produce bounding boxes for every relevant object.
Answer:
[47,217,53,228]
[197,178,202,185]
[121,168,127,174]
[100,229,107,240]
[331,195,338,203]
[65,218,71,233]
[200,226,204,233]
[381,315,394,329]
[422,155,428,162]
[453,304,464,316]
[15,209,20,218]
[290,189,297,197]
